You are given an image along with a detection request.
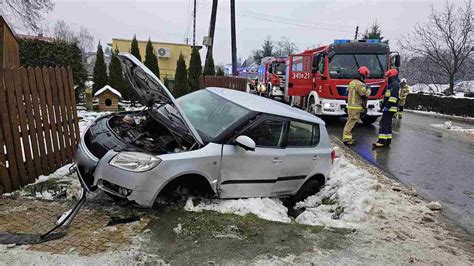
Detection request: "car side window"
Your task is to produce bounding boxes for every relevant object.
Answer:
[244,119,285,148]
[287,121,320,147]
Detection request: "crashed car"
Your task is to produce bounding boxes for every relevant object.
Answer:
[74,53,334,207]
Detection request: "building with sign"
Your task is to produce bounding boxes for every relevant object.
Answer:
[111,38,199,82]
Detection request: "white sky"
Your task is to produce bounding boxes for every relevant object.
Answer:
[43,0,448,65]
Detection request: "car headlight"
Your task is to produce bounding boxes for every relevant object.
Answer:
[109,152,161,172]
[323,102,335,108]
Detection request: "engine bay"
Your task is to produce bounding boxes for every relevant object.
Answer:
[108,112,189,154]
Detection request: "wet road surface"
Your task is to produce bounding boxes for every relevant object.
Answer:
[326,112,474,237]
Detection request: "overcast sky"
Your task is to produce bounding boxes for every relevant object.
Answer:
[44,0,448,65]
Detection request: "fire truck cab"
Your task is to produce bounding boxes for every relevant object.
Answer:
[286,39,400,124]
[257,57,287,99]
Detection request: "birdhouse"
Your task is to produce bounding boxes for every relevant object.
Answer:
[94,85,122,112]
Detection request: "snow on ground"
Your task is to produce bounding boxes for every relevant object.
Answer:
[183,146,473,264]
[431,121,474,135]
[296,156,379,228]
[185,197,291,223]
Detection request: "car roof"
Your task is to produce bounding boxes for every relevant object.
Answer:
[207,87,325,125]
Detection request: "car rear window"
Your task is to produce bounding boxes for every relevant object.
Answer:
[287,121,320,147]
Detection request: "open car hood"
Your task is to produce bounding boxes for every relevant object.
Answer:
[118,53,203,146]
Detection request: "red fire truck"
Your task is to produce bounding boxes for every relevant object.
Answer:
[285,39,400,124]
[257,57,287,99]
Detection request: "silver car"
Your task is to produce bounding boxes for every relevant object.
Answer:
[74,53,334,208]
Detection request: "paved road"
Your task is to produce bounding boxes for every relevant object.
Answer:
[326,112,474,237]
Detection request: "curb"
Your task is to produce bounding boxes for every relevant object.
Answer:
[405,110,474,123]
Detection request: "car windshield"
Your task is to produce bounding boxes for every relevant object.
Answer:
[329,54,387,79]
[273,63,286,75]
[177,90,251,140]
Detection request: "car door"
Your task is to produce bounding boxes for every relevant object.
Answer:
[218,116,288,198]
[273,120,321,194]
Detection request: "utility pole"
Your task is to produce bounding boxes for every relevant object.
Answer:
[205,0,218,63]
[230,0,237,76]
[193,0,196,47]
[354,26,359,40]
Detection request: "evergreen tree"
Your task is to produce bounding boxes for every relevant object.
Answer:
[92,42,108,92]
[130,35,142,61]
[216,66,225,76]
[108,47,130,99]
[188,47,202,92]
[252,36,274,64]
[203,54,216,76]
[143,38,160,79]
[363,21,388,43]
[173,53,189,97]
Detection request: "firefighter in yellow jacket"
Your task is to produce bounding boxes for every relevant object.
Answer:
[396,78,410,119]
[342,66,371,145]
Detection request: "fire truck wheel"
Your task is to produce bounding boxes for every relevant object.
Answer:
[361,116,378,125]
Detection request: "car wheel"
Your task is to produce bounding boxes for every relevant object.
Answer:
[293,179,321,203]
[361,115,378,125]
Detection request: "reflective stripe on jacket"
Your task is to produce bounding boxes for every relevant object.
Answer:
[347,79,370,110]
[381,76,400,112]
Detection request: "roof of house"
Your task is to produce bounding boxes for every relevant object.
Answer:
[17,33,55,42]
[94,85,122,98]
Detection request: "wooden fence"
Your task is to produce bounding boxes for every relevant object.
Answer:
[0,67,80,193]
[199,76,248,92]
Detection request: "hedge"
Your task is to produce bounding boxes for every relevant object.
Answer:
[405,93,474,117]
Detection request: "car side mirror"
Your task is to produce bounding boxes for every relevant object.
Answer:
[235,135,256,151]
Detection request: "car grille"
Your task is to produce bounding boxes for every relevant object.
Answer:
[336,85,380,96]
[277,74,286,88]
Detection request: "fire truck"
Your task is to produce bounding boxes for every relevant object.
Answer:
[285,39,400,124]
[256,57,287,99]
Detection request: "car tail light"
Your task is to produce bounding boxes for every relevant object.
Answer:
[331,149,336,164]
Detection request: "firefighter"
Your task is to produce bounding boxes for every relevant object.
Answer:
[342,66,371,145]
[396,78,410,119]
[373,69,400,148]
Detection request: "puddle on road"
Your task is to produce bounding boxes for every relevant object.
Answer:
[140,209,353,264]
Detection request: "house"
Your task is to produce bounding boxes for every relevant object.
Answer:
[94,85,122,112]
[0,16,20,68]
[111,38,200,82]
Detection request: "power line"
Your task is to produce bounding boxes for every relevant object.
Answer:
[197,2,354,33]
[183,0,193,41]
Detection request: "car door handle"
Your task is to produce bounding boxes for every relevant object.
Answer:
[312,155,318,160]
[272,157,283,164]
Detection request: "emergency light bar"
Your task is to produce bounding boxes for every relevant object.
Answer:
[334,39,381,44]
[334,39,350,44]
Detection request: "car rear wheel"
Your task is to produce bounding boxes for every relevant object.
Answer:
[293,179,321,204]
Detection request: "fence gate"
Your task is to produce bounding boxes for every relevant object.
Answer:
[0,67,80,193]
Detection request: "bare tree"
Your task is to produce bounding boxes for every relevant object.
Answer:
[0,0,54,32]
[52,20,94,54]
[274,37,298,57]
[400,0,474,95]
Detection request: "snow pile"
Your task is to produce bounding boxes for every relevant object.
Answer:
[184,197,291,223]
[184,155,381,228]
[295,156,379,228]
[431,121,474,135]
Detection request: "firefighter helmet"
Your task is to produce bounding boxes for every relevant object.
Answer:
[400,78,407,83]
[385,69,399,78]
[358,66,370,78]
